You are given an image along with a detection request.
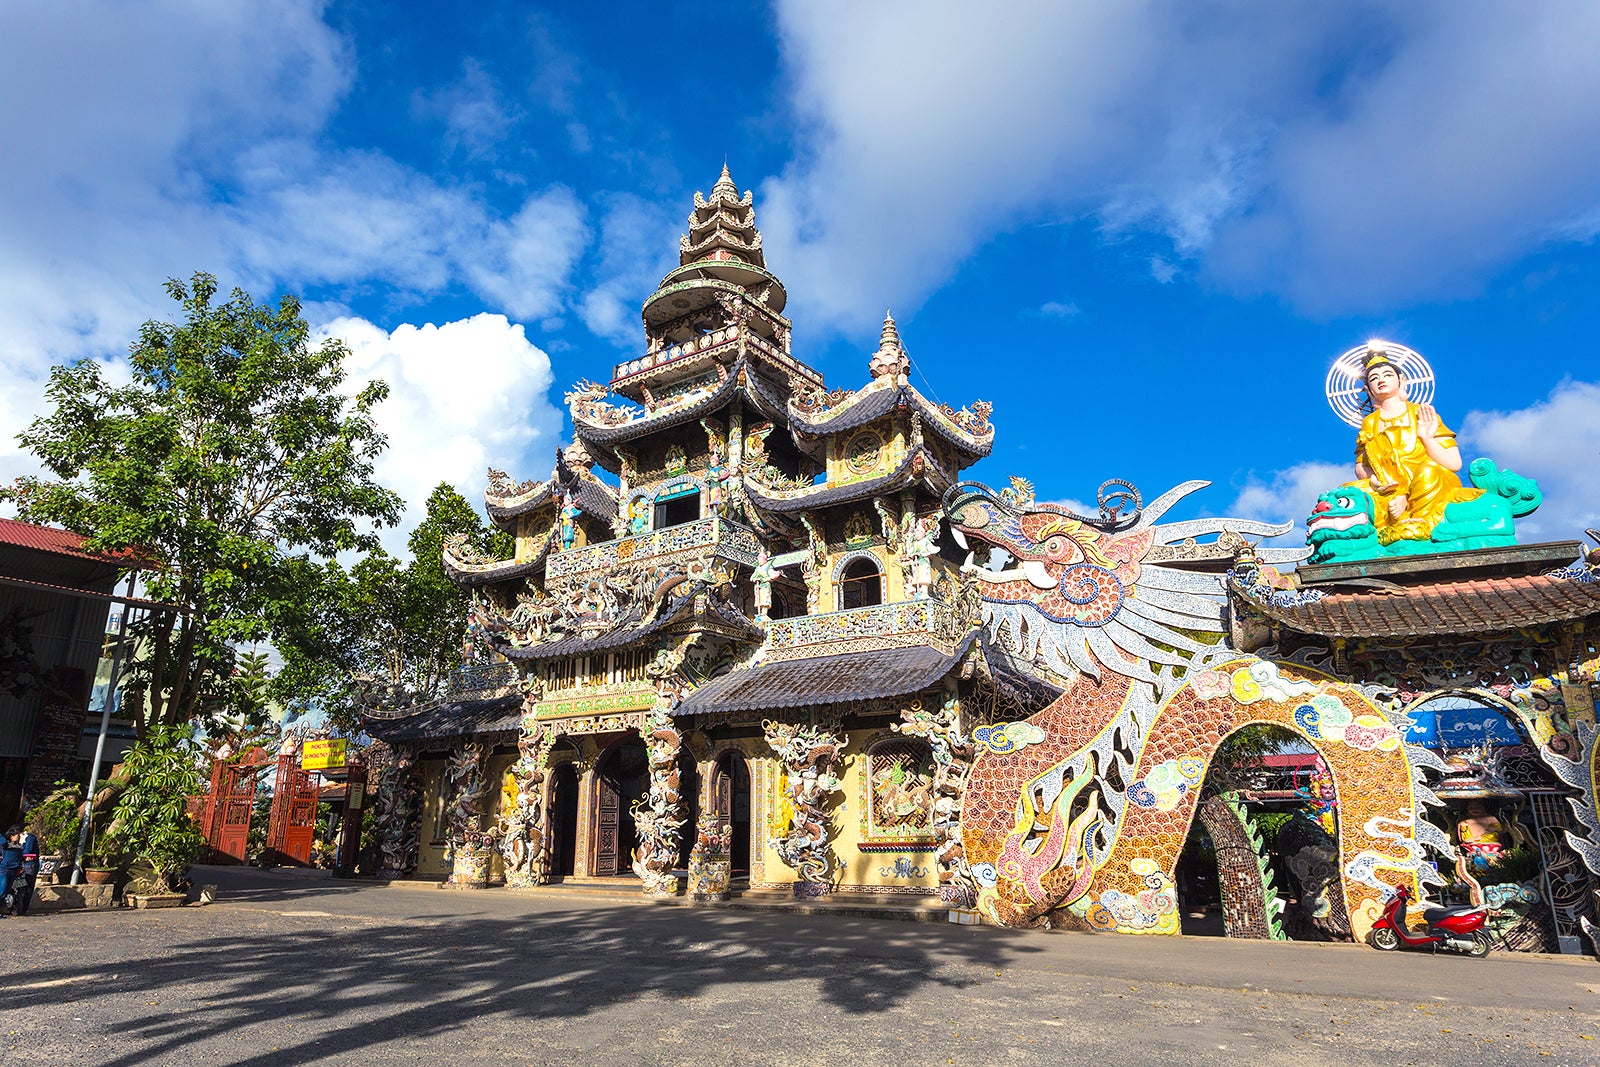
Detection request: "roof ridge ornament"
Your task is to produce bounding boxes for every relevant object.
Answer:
[869,309,910,380]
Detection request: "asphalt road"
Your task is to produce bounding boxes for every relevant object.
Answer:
[0,866,1596,1066]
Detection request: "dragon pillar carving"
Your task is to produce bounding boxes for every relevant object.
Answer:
[374,749,422,877]
[444,740,493,884]
[631,643,690,896]
[764,719,844,895]
[499,683,552,889]
[895,689,975,906]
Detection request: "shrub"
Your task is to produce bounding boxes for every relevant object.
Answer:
[25,781,84,861]
[103,726,206,893]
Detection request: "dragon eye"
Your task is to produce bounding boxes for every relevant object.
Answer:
[1336,496,1351,508]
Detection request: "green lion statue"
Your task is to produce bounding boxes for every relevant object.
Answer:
[1307,458,1541,564]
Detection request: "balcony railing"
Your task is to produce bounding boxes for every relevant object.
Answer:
[546,515,762,580]
[764,598,966,658]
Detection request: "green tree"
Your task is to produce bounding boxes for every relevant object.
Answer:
[277,483,509,733]
[4,272,403,734]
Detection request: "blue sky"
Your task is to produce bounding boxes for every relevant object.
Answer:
[3,1,1598,555]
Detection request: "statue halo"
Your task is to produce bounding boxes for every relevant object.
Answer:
[1325,339,1436,428]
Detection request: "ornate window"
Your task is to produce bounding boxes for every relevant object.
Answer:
[837,555,883,609]
[652,477,702,529]
[864,738,935,839]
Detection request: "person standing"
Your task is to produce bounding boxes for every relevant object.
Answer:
[0,827,21,916]
[12,826,39,915]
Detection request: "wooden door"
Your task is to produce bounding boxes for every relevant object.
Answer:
[594,774,621,876]
[214,764,256,862]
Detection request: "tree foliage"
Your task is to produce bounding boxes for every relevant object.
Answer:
[276,482,509,733]
[4,272,403,733]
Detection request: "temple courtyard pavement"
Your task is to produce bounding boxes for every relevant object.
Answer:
[2,867,1597,1066]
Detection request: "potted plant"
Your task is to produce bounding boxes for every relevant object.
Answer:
[102,726,206,907]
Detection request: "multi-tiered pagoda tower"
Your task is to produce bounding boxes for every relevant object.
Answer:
[366,167,1015,902]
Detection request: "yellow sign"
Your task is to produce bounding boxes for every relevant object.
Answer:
[301,738,347,770]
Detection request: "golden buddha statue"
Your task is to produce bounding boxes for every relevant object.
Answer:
[1351,344,1482,544]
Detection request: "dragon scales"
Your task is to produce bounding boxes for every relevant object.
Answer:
[943,478,1443,940]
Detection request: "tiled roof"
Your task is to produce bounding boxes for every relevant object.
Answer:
[675,631,976,715]
[742,443,953,514]
[573,358,788,452]
[362,693,522,743]
[487,475,616,525]
[1235,569,1600,638]
[788,382,993,458]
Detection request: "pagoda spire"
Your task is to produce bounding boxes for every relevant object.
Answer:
[869,310,910,380]
[682,164,763,267]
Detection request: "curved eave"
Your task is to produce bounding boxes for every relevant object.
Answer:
[789,382,993,459]
[443,553,545,587]
[575,359,789,456]
[494,587,761,664]
[443,527,555,587]
[742,443,954,514]
[484,481,554,523]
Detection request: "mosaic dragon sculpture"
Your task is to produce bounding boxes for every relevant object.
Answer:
[943,478,1448,938]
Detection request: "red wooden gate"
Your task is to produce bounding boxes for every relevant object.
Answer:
[197,750,270,864]
[266,753,320,865]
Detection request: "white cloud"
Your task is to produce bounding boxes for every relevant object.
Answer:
[413,59,518,162]
[0,3,589,381]
[1039,301,1080,319]
[1229,462,1354,546]
[576,194,683,348]
[325,314,563,556]
[1460,380,1600,542]
[0,2,592,524]
[763,1,1600,326]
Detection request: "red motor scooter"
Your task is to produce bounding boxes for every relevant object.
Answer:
[1368,883,1491,957]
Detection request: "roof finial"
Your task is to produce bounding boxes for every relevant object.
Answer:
[712,161,738,199]
[869,310,909,380]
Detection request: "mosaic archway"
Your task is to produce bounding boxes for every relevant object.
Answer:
[963,658,1430,941]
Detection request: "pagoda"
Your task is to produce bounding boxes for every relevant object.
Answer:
[365,168,1013,903]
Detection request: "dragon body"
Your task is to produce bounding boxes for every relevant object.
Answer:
[944,479,1435,938]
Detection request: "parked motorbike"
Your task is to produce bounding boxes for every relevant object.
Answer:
[1368,883,1491,957]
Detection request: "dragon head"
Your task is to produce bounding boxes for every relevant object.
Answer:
[1305,487,1377,563]
[942,480,1148,626]
[943,478,1302,686]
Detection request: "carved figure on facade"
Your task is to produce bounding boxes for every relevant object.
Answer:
[904,514,938,600]
[763,719,844,892]
[895,691,976,905]
[751,547,777,621]
[566,379,637,427]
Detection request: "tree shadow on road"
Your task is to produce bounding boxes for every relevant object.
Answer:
[2,896,1040,1066]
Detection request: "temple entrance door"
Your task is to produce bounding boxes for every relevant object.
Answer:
[549,763,579,879]
[712,752,752,876]
[676,753,701,870]
[593,737,647,877]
